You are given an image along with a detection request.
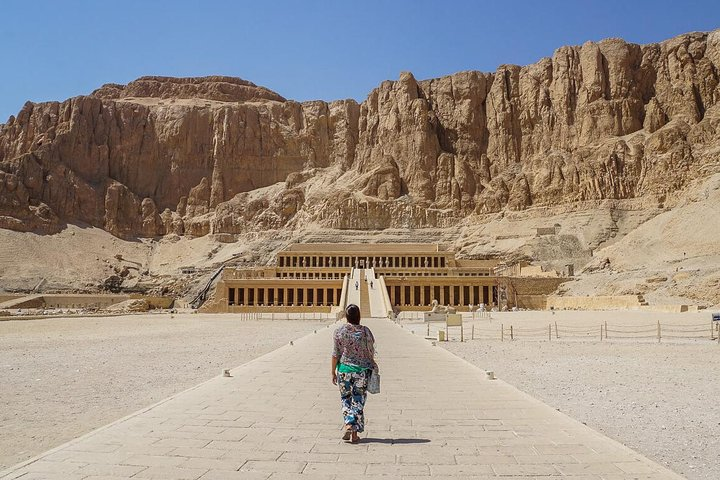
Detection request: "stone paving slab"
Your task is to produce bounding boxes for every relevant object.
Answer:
[1,318,684,479]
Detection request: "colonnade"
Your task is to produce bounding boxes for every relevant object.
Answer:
[387,284,493,307]
[278,254,447,269]
[227,286,342,307]
[279,272,345,279]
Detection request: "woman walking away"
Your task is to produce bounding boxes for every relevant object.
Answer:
[331,304,377,443]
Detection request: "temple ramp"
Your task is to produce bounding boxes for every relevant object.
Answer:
[364,268,391,318]
[340,268,362,312]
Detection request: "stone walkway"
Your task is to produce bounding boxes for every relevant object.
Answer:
[1,318,684,480]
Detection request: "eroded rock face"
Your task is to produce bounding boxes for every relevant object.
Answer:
[1,31,719,238]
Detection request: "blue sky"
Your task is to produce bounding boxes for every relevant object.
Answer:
[1,0,718,121]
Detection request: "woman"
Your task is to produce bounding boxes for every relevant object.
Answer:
[331,303,377,443]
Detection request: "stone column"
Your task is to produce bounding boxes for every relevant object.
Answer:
[420,285,425,306]
[459,285,465,306]
[400,285,406,306]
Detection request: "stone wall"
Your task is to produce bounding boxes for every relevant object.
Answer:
[546,295,644,310]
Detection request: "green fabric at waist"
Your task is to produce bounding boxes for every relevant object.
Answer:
[337,363,369,373]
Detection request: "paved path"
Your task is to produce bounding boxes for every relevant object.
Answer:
[1,318,683,480]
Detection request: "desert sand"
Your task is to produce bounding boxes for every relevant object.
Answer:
[403,310,720,480]
[0,314,332,469]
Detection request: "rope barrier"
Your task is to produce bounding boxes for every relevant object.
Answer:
[663,327,708,332]
[662,323,709,328]
[605,324,661,330]
[555,326,599,331]
[419,319,718,343]
[606,328,657,334]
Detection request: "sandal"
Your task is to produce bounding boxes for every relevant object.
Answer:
[341,426,352,441]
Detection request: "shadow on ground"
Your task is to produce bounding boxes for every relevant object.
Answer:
[360,438,431,444]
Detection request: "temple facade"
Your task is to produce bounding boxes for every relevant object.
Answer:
[201,244,567,314]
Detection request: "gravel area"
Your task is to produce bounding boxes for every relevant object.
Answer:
[0,313,332,469]
[404,310,719,480]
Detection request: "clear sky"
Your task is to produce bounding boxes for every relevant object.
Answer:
[1,0,718,121]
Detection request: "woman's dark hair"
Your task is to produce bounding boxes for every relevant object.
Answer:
[345,304,361,325]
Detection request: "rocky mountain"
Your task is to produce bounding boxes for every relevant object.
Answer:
[1,31,720,241]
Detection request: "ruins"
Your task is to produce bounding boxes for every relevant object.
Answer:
[202,243,566,314]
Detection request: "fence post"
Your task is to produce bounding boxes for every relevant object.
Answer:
[600,324,603,341]
[427,322,430,337]
[510,325,514,340]
[604,321,608,339]
[548,324,551,341]
[501,324,504,342]
[657,320,661,343]
[555,321,559,339]
[472,324,475,340]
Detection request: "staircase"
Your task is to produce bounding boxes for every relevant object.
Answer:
[359,273,371,318]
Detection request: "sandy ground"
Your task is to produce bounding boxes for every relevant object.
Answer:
[0,314,332,469]
[403,310,720,480]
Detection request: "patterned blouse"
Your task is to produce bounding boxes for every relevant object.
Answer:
[332,323,376,370]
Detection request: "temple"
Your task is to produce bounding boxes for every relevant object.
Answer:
[201,244,567,314]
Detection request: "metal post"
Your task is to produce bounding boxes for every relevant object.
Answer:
[657,320,661,343]
[510,325,514,340]
[555,321,559,339]
[548,324,551,341]
[501,324,504,342]
[472,324,475,340]
[605,321,608,339]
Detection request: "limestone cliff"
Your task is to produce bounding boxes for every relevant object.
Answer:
[1,31,720,238]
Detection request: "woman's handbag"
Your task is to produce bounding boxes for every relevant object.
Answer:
[367,368,380,394]
[364,325,380,394]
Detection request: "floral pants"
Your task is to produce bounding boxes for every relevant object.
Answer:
[337,370,369,432]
